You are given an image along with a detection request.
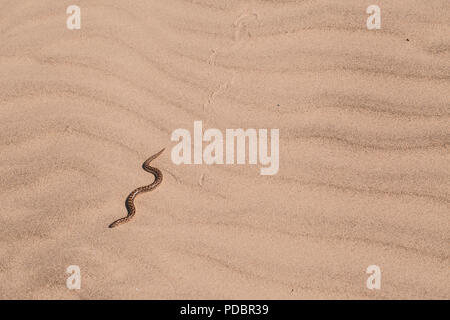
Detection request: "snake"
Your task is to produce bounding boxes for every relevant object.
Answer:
[109,148,165,228]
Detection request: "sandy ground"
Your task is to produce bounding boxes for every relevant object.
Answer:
[0,0,449,299]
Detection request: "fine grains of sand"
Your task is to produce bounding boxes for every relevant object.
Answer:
[0,0,449,299]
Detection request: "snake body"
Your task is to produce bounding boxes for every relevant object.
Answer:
[109,148,165,228]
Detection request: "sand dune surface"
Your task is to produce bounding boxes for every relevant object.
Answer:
[0,0,449,299]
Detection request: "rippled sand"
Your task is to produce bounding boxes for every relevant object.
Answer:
[0,0,449,299]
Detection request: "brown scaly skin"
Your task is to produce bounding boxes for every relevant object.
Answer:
[109,148,165,228]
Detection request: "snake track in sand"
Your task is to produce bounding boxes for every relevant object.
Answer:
[109,148,165,228]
